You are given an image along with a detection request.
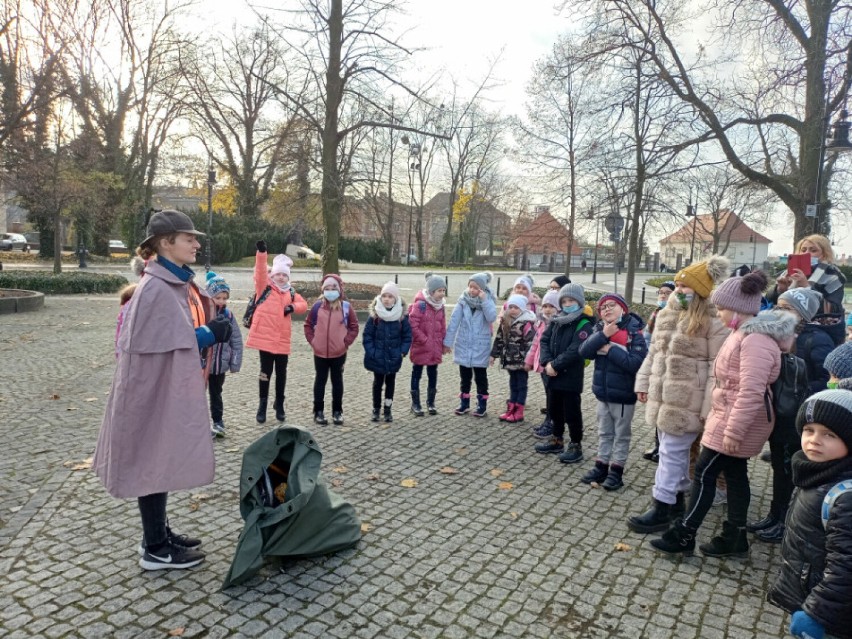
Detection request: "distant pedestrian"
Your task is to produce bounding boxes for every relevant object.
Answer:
[363,282,412,423]
[304,274,359,425]
[581,259,587,273]
[94,209,233,571]
[408,273,448,416]
[246,242,308,424]
[205,271,243,438]
[444,271,498,417]
[490,293,537,423]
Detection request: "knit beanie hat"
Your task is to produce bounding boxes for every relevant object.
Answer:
[660,280,676,292]
[796,389,852,451]
[205,271,230,297]
[675,255,730,299]
[507,294,528,311]
[558,282,585,306]
[271,254,293,278]
[824,342,852,382]
[779,287,823,322]
[322,274,344,294]
[551,275,571,289]
[597,293,628,314]
[469,272,492,291]
[514,274,534,293]
[425,272,445,295]
[541,290,560,309]
[381,281,400,301]
[710,270,768,315]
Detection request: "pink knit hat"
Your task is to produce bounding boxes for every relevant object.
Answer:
[710,271,768,315]
[270,254,293,277]
[381,281,400,300]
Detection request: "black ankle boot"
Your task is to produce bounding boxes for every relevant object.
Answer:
[699,521,749,558]
[383,401,393,423]
[314,410,328,426]
[601,464,624,491]
[628,499,672,534]
[371,407,380,422]
[580,461,609,485]
[427,387,437,415]
[256,398,268,424]
[651,519,696,556]
[410,390,424,417]
[273,397,285,422]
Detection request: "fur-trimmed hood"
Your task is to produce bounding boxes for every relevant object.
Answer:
[742,309,798,351]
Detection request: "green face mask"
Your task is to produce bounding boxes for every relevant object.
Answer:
[827,381,839,390]
[675,292,693,310]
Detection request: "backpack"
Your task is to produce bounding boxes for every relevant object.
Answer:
[822,479,852,529]
[764,353,809,423]
[308,299,352,329]
[242,286,273,329]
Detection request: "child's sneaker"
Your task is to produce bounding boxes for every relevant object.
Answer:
[535,437,564,454]
[531,418,553,439]
[211,421,225,438]
[558,442,583,464]
[139,543,205,571]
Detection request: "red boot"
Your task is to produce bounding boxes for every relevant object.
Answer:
[505,403,525,423]
[498,401,515,421]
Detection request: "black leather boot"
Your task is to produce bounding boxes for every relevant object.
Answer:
[700,521,749,558]
[371,407,380,422]
[410,390,424,417]
[628,499,673,534]
[426,387,438,415]
[256,398,268,424]
[650,519,696,556]
[383,401,393,423]
[273,397,285,422]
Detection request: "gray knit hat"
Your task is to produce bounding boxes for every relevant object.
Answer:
[425,272,446,295]
[796,389,852,451]
[824,342,852,384]
[779,287,823,322]
[558,282,585,306]
[469,272,492,291]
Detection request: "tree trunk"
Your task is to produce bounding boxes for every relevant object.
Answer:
[565,149,576,277]
[53,211,62,274]
[320,0,344,276]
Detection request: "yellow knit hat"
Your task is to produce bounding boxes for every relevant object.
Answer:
[674,255,730,299]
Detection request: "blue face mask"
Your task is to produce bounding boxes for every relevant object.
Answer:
[562,303,580,314]
[323,290,340,302]
[811,256,819,267]
[657,300,667,308]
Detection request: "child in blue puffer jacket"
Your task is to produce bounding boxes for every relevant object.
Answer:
[363,282,412,423]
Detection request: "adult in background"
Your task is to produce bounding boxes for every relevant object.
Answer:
[93,210,233,571]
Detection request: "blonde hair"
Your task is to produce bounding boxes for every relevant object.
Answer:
[796,234,834,264]
[680,294,713,337]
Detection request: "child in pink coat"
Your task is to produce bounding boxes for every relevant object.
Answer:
[408,273,449,416]
[527,290,560,437]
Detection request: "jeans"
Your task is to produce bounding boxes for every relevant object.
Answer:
[259,351,289,403]
[138,492,168,549]
[459,365,488,396]
[595,401,635,467]
[372,372,396,408]
[208,373,225,422]
[410,364,438,392]
[653,430,699,505]
[683,447,751,529]
[548,389,583,443]
[508,369,529,405]
[313,354,346,413]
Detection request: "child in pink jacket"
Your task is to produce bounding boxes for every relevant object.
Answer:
[408,273,449,416]
[527,289,560,438]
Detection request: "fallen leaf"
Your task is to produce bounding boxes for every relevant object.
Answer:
[614,542,632,552]
[66,406,77,411]
[490,468,504,477]
[497,482,513,490]
[82,322,91,326]
[400,478,418,488]
[63,457,93,471]
[333,465,349,474]
[510,512,518,519]
[438,466,458,475]
[49,394,60,400]
[168,629,185,637]
[360,522,373,533]
[454,447,469,456]
[225,448,239,453]
[191,493,210,501]
[331,478,344,488]
[365,473,380,481]
[84,397,98,402]
[188,502,200,511]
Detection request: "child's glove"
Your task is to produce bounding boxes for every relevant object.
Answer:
[284,304,295,316]
[790,611,824,639]
[256,240,267,253]
[205,315,233,343]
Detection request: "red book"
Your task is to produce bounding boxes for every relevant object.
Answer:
[787,253,812,277]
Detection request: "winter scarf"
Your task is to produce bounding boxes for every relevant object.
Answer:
[461,289,493,310]
[374,297,403,322]
[791,450,852,489]
[422,288,445,311]
[552,307,584,326]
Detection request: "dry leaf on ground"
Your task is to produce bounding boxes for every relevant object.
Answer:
[490,468,504,477]
[360,523,373,533]
[66,406,77,411]
[63,457,93,471]
[365,473,380,481]
[438,466,458,475]
[333,466,349,474]
[168,629,185,637]
[331,478,344,488]
[400,478,418,488]
[84,397,98,402]
[191,493,210,501]
[614,542,632,552]
[510,512,519,519]
[454,448,469,456]
[497,482,514,490]
[49,394,60,400]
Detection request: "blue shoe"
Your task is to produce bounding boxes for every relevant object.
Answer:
[531,418,553,439]
[535,437,564,454]
[558,442,584,464]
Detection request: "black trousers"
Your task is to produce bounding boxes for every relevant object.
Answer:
[768,420,801,519]
[683,447,751,529]
[459,365,488,396]
[372,372,397,407]
[548,388,583,443]
[259,351,289,403]
[208,373,226,422]
[313,354,346,413]
[410,364,438,392]
[508,370,529,405]
[138,492,168,549]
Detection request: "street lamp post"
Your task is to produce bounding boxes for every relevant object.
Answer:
[586,208,600,284]
[750,234,757,270]
[687,192,698,265]
[813,108,852,234]
[401,136,421,265]
[205,166,217,272]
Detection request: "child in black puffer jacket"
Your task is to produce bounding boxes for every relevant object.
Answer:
[768,390,852,639]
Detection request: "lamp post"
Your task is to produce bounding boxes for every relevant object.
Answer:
[812,108,852,234]
[687,190,698,265]
[401,136,422,265]
[586,208,600,284]
[205,165,216,272]
[749,234,757,270]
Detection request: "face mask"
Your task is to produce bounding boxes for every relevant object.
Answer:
[827,381,839,390]
[657,300,666,308]
[323,290,340,302]
[726,313,741,330]
[675,292,694,309]
[810,256,819,267]
[562,304,580,314]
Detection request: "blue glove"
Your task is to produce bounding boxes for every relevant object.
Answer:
[790,611,824,639]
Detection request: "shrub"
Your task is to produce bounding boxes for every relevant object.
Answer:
[0,270,129,294]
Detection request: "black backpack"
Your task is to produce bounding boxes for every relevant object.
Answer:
[765,353,809,424]
[242,286,273,328]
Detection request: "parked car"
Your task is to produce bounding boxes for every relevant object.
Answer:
[109,239,127,251]
[0,233,30,251]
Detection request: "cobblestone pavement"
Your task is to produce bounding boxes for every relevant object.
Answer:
[0,295,789,638]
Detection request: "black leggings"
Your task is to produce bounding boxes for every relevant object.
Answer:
[768,420,801,519]
[138,492,168,549]
[548,389,583,443]
[372,372,397,407]
[459,365,488,396]
[411,364,438,392]
[313,354,346,413]
[683,447,751,529]
[208,373,226,422]
[259,351,289,403]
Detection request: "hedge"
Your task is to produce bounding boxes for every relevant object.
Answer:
[0,270,129,294]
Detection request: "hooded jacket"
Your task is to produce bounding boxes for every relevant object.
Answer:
[304,275,359,359]
[701,311,797,458]
[580,312,647,405]
[538,311,595,393]
[209,308,244,375]
[443,292,498,368]
[634,297,730,436]
[408,289,447,366]
[795,322,835,394]
[362,298,413,375]
[490,309,537,370]
[246,250,308,354]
